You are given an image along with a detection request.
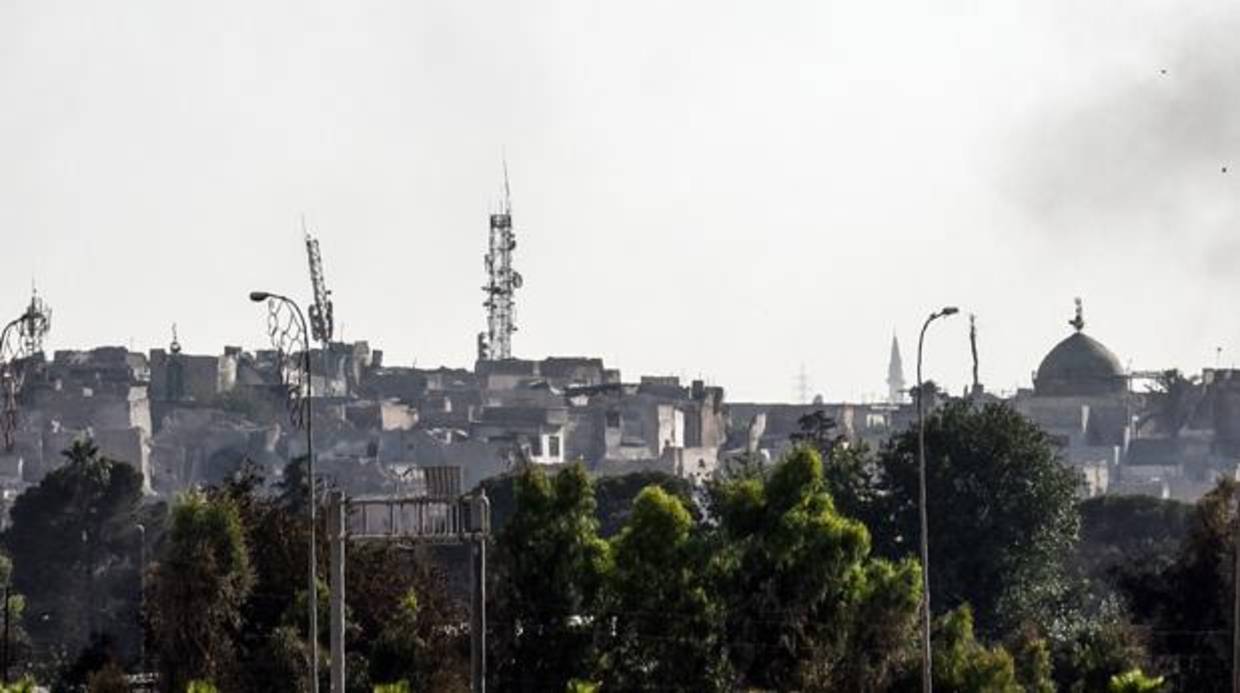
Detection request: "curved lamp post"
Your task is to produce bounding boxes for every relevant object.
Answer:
[250,290,318,693]
[916,305,958,693]
[0,308,38,451]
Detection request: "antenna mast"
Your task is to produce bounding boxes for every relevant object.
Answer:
[304,221,334,345]
[18,286,51,356]
[481,161,522,360]
[969,314,980,393]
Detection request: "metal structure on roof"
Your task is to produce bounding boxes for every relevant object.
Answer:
[0,287,52,451]
[18,287,51,357]
[304,221,334,346]
[480,161,521,361]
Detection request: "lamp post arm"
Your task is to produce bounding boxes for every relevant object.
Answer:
[916,312,933,693]
[0,316,25,359]
[251,291,319,693]
[916,307,956,693]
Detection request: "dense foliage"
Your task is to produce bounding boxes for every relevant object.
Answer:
[5,440,147,680]
[5,400,1237,691]
[868,401,1082,636]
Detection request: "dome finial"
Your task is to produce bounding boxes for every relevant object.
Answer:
[1069,297,1085,332]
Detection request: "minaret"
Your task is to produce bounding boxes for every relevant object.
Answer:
[887,333,906,404]
[481,161,522,360]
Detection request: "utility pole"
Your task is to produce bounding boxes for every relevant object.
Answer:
[249,291,318,693]
[917,305,959,693]
[3,584,10,685]
[471,490,490,693]
[137,523,146,676]
[329,492,346,693]
[1232,492,1240,693]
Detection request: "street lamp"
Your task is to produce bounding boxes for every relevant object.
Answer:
[250,290,319,693]
[136,523,146,676]
[916,305,958,693]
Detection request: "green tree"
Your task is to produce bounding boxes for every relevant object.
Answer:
[481,468,696,538]
[148,492,255,692]
[1109,669,1166,693]
[1007,626,1055,693]
[85,659,128,693]
[1115,478,1239,691]
[1051,607,1148,693]
[596,486,729,691]
[356,554,467,693]
[789,410,875,521]
[870,401,1081,636]
[929,606,1021,693]
[489,464,610,692]
[368,591,424,687]
[5,439,145,669]
[1139,369,1202,439]
[593,470,696,538]
[1077,495,1191,588]
[711,446,921,691]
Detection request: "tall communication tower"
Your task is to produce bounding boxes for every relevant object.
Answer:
[18,286,51,356]
[480,162,522,361]
[304,222,334,345]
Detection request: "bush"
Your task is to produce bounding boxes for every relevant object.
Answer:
[86,661,129,693]
[1108,669,1166,693]
[0,678,37,693]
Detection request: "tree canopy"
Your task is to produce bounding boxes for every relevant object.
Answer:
[5,439,146,673]
[868,401,1081,636]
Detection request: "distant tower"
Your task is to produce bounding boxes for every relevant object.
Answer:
[796,363,810,404]
[887,333,906,404]
[969,314,982,395]
[18,286,51,356]
[481,161,522,360]
[304,223,334,345]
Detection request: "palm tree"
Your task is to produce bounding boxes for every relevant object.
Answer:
[1139,369,1201,439]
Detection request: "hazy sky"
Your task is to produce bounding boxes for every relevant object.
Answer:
[3,0,1239,402]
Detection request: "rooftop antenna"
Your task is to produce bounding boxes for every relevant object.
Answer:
[170,323,182,355]
[969,314,980,393]
[796,363,810,404]
[503,156,512,214]
[481,158,521,360]
[18,284,51,356]
[303,217,334,346]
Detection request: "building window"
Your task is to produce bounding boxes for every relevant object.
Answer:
[549,435,561,458]
[529,436,543,457]
[606,411,621,428]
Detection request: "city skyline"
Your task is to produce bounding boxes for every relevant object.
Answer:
[4,0,1239,402]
